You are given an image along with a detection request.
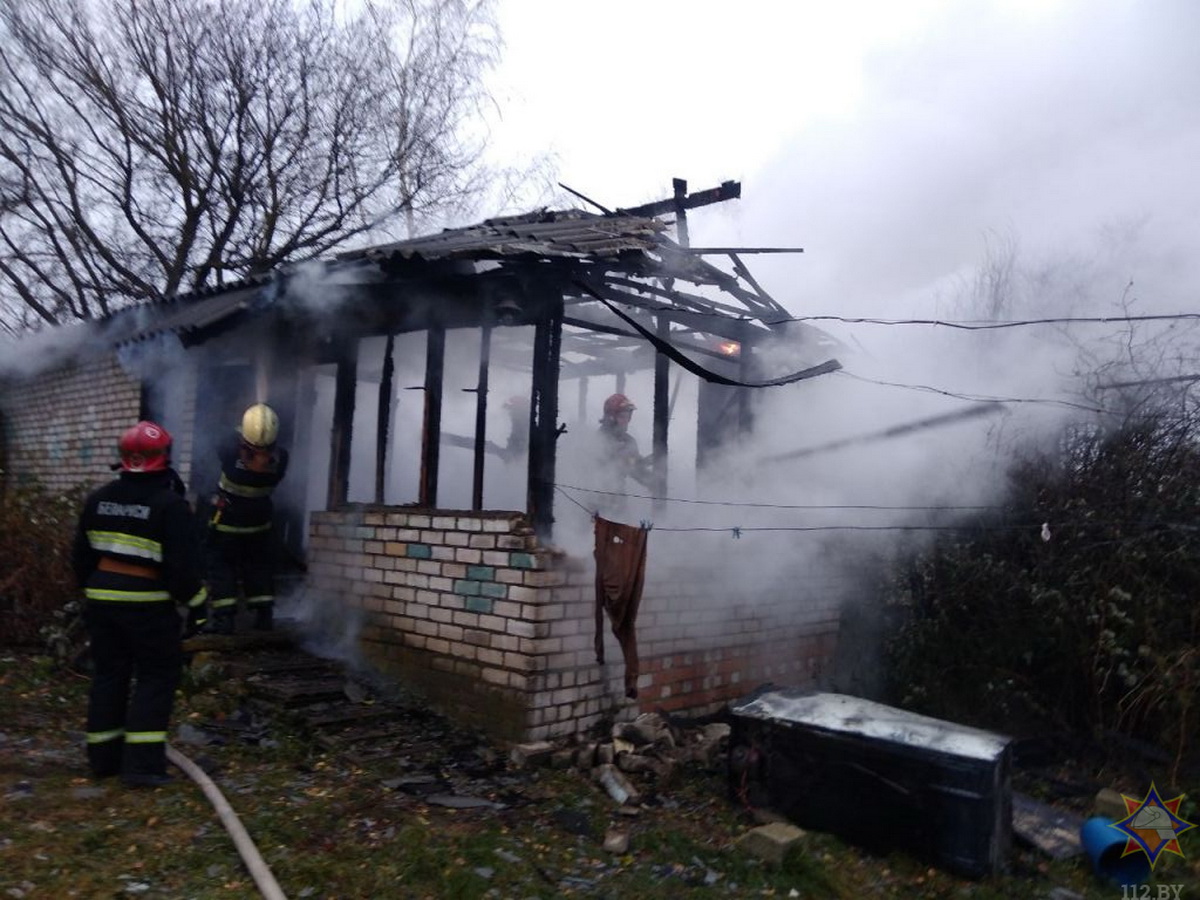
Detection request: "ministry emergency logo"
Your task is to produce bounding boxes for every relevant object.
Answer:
[1110,782,1195,868]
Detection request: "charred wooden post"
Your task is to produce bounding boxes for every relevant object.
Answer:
[471,323,492,510]
[328,337,358,509]
[653,315,670,512]
[649,176,693,511]
[672,177,690,248]
[375,333,395,504]
[419,325,445,508]
[528,298,563,539]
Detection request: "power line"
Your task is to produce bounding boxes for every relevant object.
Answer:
[783,313,1200,330]
[554,481,1000,512]
[554,484,595,517]
[552,484,1195,538]
[836,371,1111,414]
[600,298,1200,330]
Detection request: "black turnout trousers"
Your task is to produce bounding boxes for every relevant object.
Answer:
[84,601,182,778]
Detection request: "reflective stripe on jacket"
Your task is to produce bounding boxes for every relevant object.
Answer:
[73,469,205,606]
[210,437,289,532]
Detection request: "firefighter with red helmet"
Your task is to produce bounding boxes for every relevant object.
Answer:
[206,403,289,634]
[72,421,207,786]
[597,393,653,493]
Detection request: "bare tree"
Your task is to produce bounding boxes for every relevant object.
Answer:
[0,0,502,332]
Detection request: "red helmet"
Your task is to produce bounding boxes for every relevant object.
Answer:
[603,393,635,419]
[118,421,172,472]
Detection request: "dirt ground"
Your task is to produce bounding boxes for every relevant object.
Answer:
[1,647,1197,899]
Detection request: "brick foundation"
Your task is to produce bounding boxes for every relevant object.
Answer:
[307,506,840,742]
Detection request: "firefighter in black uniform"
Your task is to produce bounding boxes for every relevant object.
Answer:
[73,421,207,787]
[206,403,289,634]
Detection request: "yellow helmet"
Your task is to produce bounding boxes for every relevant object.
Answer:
[240,403,279,448]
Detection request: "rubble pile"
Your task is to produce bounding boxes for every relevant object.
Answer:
[512,712,732,807]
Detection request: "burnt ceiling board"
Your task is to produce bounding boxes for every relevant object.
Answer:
[106,204,826,377]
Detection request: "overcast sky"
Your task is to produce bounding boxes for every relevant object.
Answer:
[487,0,1200,322]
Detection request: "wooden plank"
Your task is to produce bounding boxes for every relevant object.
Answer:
[327,337,358,508]
[528,298,563,539]
[1011,792,1085,859]
[619,180,741,218]
[375,333,395,503]
[419,326,445,507]
[472,324,492,509]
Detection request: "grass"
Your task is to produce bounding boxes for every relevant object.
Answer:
[2,649,1198,899]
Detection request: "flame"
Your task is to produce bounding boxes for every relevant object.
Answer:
[717,340,741,357]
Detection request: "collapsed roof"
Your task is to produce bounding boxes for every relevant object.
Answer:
[107,197,838,379]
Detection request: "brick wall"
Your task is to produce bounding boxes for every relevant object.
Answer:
[2,355,142,494]
[307,507,550,740]
[308,507,839,742]
[1,353,197,495]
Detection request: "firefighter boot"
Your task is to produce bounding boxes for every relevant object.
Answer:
[252,606,273,631]
[207,611,235,635]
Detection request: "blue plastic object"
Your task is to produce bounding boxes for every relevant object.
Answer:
[1080,816,1150,886]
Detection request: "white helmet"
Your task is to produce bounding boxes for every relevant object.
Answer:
[240,403,279,449]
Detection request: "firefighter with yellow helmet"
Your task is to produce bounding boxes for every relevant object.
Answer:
[206,403,289,634]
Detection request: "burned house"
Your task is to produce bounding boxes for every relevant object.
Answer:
[1,181,846,741]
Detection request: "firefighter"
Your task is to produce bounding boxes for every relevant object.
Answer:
[597,393,653,493]
[502,395,530,461]
[72,421,207,787]
[206,403,289,634]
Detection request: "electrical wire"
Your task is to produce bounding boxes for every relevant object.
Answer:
[551,483,1193,537]
[835,371,1112,414]
[554,484,596,517]
[782,312,1200,330]
[553,481,1000,511]
[591,297,1200,330]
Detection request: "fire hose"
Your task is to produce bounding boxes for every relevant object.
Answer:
[166,744,288,900]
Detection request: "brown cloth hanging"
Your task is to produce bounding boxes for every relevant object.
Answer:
[594,516,649,699]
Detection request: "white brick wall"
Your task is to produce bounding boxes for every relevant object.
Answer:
[309,507,839,743]
[3,356,141,494]
[2,352,199,495]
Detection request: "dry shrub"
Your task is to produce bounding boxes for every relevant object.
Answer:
[885,414,1200,779]
[0,481,84,647]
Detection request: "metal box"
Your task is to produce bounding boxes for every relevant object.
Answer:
[728,690,1012,877]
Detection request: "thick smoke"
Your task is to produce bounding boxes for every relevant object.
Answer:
[0,319,103,381]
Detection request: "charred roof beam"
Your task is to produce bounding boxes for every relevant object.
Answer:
[595,274,756,321]
[575,282,758,344]
[562,313,749,365]
[615,180,742,218]
[648,244,788,321]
